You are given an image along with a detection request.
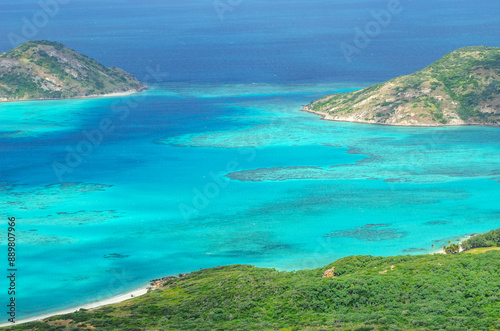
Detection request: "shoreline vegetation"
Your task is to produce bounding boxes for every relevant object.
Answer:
[4,229,500,331]
[0,273,191,328]
[442,228,500,254]
[0,287,149,328]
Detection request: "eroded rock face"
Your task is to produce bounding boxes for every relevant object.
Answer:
[0,59,20,68]
[0,40,147,101]
[304,46,500,127]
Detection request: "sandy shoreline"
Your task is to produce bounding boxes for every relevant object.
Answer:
[300,106,500,128]
[0,88,147,104]
[0,286,149,328]
[431,233,477,255]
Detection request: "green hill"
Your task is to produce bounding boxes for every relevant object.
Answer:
[6,250,500,330]
[304,46,500,126]
[0,40,146,102]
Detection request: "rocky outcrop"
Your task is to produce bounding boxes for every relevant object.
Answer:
[149,274,189,290]
[322,267,335,278]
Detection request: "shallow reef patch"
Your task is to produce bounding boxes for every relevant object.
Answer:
[325,224,408,241]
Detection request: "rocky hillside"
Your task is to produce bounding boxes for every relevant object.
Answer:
[303,46,500,126]
[0,40,147,102]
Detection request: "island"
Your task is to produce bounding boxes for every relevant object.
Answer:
[303,46,500,126]
[0,40,147,102]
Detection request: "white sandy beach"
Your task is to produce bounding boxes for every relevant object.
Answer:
[0,286,149,328]
[0,89,146,104]
[431,234,476,255]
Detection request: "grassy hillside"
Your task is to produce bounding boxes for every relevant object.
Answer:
[0,40,146,101]
[6,251,500,330]
[304,46,500,126]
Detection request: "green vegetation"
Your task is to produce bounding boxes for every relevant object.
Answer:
[442,228,500,255]
[310,97,335,112]
[6,242,500,330]
[462,229,500,251]
[442,243,460,254]
[464,247,500,254]
[305,46,500,126]
[0,73,45,99]
[0,40,146,101]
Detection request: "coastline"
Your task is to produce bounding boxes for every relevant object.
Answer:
[0,88,147,104]
[431,233,477,255]
[0,233,482,328]
[0,286,150,328]
[301,106,500,128]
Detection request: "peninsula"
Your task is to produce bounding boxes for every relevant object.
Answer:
[0,40,146,102]
[303,46,500,126]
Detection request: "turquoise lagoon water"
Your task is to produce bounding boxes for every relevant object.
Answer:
[0,84,499,320]
[0,0,499,322]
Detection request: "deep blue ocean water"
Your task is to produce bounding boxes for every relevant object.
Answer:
[0,0,499,322]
